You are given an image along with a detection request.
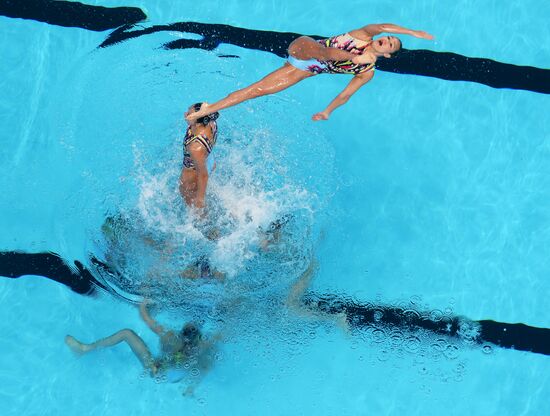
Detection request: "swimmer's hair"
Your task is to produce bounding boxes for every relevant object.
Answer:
[181,322,201,341]
[193,102,220,126]
[390,39,404,57]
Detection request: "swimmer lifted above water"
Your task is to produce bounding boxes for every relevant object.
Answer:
[186,23,433,122]
[180,102,220,213]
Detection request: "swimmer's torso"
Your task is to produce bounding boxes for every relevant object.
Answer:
[183,121,218,170]
[287,33,375,75]
[319,33,374,74]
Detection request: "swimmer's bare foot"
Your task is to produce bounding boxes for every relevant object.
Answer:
[65,335,90,354]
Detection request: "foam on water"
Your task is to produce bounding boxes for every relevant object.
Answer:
[37,35,336,310]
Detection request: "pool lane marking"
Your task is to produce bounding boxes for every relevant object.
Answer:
[1,250,549,357]
[1,2,548,94]
[100,22,550,95]
[0,0,145,31]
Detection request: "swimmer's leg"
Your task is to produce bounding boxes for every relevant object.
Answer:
[286,259,350,333]
[65,330,155,371]
[192,64,314,117]
[286,259,318,310]
[288,36,356,61]
[179,168,197,207]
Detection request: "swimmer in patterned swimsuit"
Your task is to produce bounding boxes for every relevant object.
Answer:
[186,23,433,122]
[180,102,219,213]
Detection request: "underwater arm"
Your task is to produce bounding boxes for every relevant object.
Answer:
[359,23,434,40]
[139,301,165,336]
[312,70,374,121]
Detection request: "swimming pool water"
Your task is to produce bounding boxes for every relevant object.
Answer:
[1,1,549,415]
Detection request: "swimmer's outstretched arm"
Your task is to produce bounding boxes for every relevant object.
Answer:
[356,23,434,40]
[312,70,374,121]
[140,300,166,336]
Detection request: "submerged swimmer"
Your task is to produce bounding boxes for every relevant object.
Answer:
[180,102,220,214]
[65,300,217,394]
[101,213,227,281]
[186,23,433,122]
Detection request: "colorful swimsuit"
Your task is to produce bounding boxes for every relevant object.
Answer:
[183,121,218,172]
[287,33,375,75]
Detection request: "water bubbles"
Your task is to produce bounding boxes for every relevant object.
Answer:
[404,335,421,353]
[482,344,493,354]
[457,320,481,344]
[443,344,460,360]
[403,308,421,320]
[430,338,447,352]
[373,309,384,322]
[429,309,444,322]
[409,295,422,305]
[389,330,405,347]
[371,328,387,343]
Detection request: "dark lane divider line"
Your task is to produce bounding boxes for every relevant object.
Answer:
[0,251,113,296]
[100,22,550,95]
[1,1,548,94]
[0,0,146,31]
[307,294,550,357]
[2,251,549,356]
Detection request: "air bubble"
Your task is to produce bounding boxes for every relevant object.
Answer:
[403,309,421,320]
[482,344,493,354]
[389,331,405,347]
[443,344,460,360]
[404,336,421,353]
[429,309,444,321]
[371,328,386,343]
[430,338,447,352]
[410,295,422,305]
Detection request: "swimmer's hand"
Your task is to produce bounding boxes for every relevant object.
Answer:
[312,111,329,121]
[412,30,434,40]
[185,102,210,122]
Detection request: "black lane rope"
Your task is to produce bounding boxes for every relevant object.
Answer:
[305,294,550,357]
[1,1,548,94]
[0,0,145,31]
[0,251,119,297]
[100,22,550,95]
[1,250,549,356]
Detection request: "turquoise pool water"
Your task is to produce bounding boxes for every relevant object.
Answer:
[1,1,549,414]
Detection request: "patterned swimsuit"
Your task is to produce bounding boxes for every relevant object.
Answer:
[182,121,218,170]
[287,33,374,75]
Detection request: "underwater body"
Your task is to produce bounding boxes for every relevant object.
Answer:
[1,1,549,415]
